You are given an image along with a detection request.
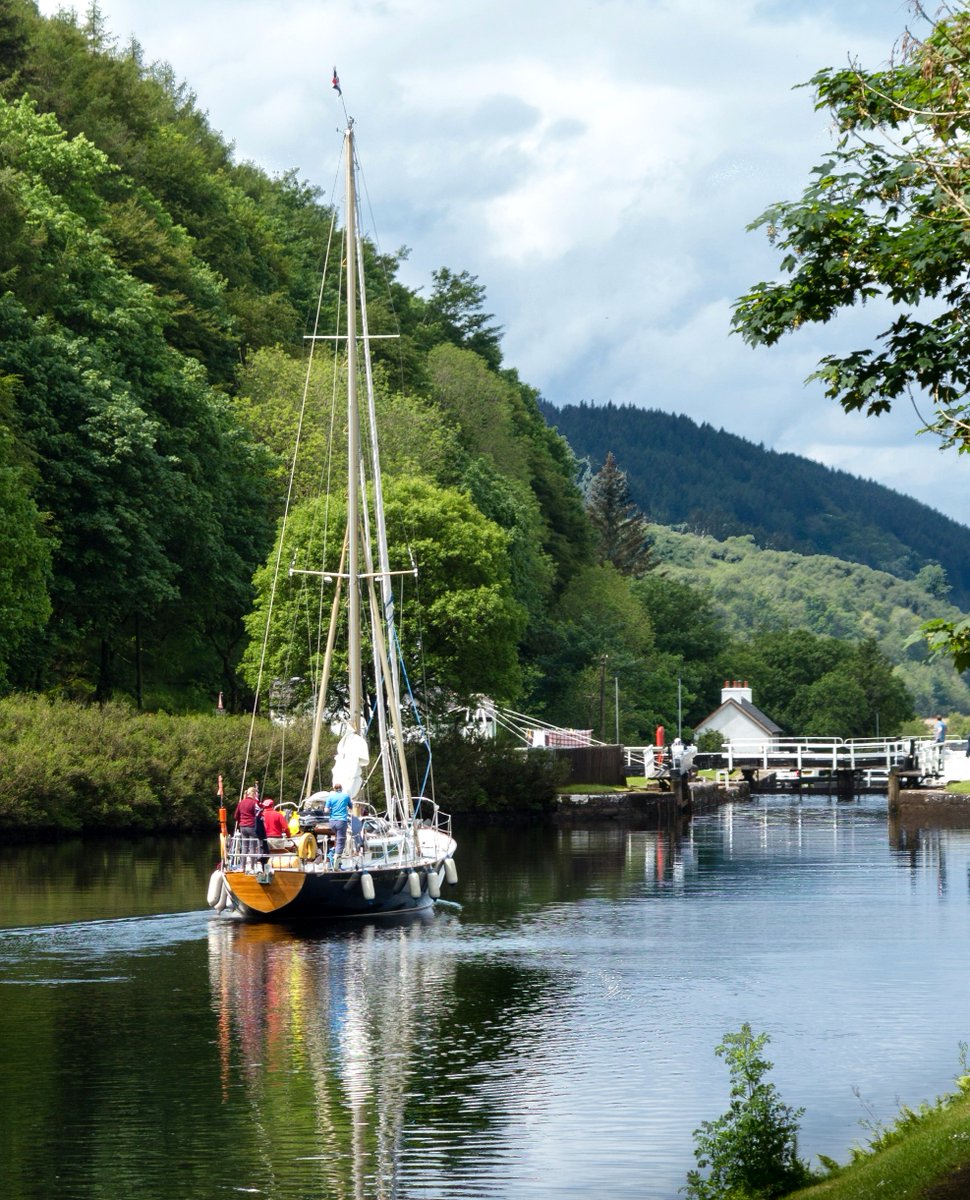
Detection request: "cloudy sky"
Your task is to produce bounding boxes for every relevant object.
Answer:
[39,0,970,525]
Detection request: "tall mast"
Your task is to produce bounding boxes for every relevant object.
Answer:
[355,208,412,816]
[344,123,363,736]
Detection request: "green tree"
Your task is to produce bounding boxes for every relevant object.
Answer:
[0,96,271,702]
[419,267,503,369]
[0,379,51,689]
[0,0,29,92]
[732,4,970,441]
[685,1024,813,1200]
[731,5,970,672]
[585,451,654,576]
[633,574,724,726]
[242,476,526,706]
[533,563,659,741]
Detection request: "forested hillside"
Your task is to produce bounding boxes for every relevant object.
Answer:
[543,401,970,608]
[0,0,958,748]
[650,527,970,716]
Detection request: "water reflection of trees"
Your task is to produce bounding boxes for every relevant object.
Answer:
[206,915,564,1197]
[0,835,211,926]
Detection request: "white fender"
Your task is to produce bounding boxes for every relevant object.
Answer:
[428,870,441,899]
[444,858,458,886]
[408,870,422,898]
[361,872,375,901]
[207,868,224,908]
[215,879,230,913]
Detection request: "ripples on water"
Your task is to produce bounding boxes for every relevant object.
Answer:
[0,796,968,1199]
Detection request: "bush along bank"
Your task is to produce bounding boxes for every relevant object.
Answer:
[0,697,568,835]
[685,1025,970,1200]
[0,695,314,834]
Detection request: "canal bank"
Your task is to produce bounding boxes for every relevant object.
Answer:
[887,768,970,830]
[554,777,749,821]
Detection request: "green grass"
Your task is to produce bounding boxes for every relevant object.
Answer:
[789,1090,970,1200]
[557,783,629,794]
[945,781,970,794]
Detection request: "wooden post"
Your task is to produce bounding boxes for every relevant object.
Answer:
[887,767,900,813]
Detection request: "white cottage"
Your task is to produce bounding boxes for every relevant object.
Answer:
[694,680,782,752]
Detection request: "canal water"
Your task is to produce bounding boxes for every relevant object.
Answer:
[1,794,968,1199]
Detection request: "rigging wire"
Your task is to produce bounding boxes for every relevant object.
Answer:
[239,142,343,799]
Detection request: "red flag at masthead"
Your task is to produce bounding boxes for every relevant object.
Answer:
[332,67,342,96]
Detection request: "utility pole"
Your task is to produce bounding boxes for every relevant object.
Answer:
[598,656,607,741]
[677,677,682,740]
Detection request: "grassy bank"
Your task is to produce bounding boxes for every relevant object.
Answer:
[789,1085,970,1200]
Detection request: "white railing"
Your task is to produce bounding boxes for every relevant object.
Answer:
[721,737,916,772]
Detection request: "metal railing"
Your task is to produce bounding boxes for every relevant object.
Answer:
[720,736,932,773]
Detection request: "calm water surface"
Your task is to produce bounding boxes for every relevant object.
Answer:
[1,795,968,1199]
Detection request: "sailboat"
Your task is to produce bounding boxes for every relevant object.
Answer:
[207,109,457,920]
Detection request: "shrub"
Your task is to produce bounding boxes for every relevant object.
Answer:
[0,695,317,833]
[420,733,568,814]
[696,729,726,753]
[684,1024,814,1200]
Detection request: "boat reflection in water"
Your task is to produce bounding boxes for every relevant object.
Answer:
[206,911,452,1198]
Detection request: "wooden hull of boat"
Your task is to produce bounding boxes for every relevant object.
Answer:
[223,864,436,922]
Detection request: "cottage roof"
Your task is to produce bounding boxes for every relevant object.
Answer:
[696,696,783,736]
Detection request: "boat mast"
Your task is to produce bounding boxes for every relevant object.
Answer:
[354,208,413,819]
[344,122,363,738]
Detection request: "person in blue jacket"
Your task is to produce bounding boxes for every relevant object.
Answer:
[328,788,351,857]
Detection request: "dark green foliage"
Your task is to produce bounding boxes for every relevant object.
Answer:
[585,451,654,576]
[421,733,567,814]
[685,1024,814,1200]
[0,374,51,687]
[0,0,29,91]
[721,631,913,737]
[731,5,970,448]
[0,694,315,832]
[419,267,504,370]
[633,574,724,726]
[543,401,970,609]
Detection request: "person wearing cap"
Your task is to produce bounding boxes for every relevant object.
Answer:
[260,797,290,849]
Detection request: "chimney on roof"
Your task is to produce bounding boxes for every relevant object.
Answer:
[722,679,753,704]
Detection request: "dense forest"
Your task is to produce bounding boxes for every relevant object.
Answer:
[543,401,970,608]
[0,0,963,812]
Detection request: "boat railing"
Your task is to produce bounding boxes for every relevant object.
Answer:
[224,800,453,874]
[411,795,452,840]
[224,832,264,871]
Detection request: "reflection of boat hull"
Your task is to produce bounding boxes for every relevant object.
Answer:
[224,862,443,921]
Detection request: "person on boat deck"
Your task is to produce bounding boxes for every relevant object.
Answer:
[234,786,259,838]
[934,715,947,745]
[328,789,351,857]
[260,798,290,849]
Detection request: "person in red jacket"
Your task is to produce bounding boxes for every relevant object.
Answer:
[260,798,290,849]
[234,786,259,835]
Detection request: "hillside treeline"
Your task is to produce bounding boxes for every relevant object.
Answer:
[544,401,970,609]
[0,0,949,790]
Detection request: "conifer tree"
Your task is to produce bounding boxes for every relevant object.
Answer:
[585,451,654,577]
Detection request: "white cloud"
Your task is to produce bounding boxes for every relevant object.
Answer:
[38,0,968,524]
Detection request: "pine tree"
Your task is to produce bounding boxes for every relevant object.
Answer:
[585,451,654,577]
